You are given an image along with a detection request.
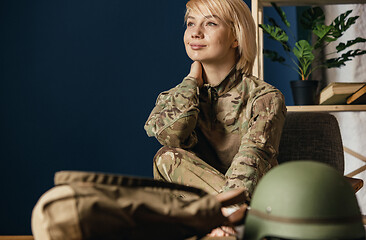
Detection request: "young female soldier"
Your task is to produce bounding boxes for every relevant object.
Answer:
[145,0,286,234]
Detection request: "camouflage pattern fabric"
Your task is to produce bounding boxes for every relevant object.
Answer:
[153,146,226,195]
[145,66,287,199]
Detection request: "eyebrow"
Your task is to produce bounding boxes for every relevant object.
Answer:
[186,14,221,20]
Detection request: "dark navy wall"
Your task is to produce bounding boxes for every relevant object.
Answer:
[263,6,298,106]
[0,0,296,234]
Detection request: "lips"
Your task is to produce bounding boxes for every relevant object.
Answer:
[190,44,207,50]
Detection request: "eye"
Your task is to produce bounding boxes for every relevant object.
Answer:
[187,22,195,27]
[206,22,218,26]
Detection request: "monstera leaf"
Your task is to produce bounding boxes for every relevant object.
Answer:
[313,24,336,49]
[260,24,288,42]
[263,49,286,63]
[260,24,290,51]
[336,37,366,52]
[261,3,366,80]
[326,49,366,68]
[300,7,325,30]
[293,40,314,80]
[271,3,290,27]
[331,10,358,38]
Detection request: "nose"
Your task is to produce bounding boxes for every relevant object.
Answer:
[191,26,204,39]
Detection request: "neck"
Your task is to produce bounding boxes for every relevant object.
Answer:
[202,62,235,86]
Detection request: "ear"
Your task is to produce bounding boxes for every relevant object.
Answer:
[232,39,239,48]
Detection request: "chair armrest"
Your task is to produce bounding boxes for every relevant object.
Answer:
[344,176,364,192]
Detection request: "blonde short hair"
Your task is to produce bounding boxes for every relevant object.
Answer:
[185,0,256,75]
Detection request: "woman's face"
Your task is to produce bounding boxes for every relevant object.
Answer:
[184,6,237,66]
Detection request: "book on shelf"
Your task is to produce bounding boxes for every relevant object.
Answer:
[347,85,366,104]
[319,82,366,105]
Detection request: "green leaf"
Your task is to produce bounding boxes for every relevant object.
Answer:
[331,10,358,39]
[313,24,334,40]
[259,23,291,52]
[260,24,290,51]
[293,40,314,61]
[300,7,324,30]
[260,24,288,42]
[326,49,366,68]
[336,37,366,52]
[271,3,290,28]
[313,24,336,48]
[263,49,286,63]
[293,40,314,77]
[333,9,353,27]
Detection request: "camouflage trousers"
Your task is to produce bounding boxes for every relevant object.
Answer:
[153,146,227,195]
[31,171,227,240]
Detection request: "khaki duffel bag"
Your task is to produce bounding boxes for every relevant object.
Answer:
[32,171,234,240]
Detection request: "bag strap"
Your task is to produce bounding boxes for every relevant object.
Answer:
[54,170,208,197]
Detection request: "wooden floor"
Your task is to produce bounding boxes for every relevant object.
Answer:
[0,237,33,240]
[0,237,236,240]
[2,218,366,240]
[0,237,237,240]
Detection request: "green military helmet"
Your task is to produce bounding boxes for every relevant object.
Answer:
[243,161,365,240]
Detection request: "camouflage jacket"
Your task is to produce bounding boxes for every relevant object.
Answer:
[145,67,286,195]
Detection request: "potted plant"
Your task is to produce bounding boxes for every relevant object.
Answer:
[260,3,366,105]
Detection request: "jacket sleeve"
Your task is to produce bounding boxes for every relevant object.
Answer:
[223,91,286,199]
[144,77,200,148]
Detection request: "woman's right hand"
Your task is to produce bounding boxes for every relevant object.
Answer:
[188,61,203,87]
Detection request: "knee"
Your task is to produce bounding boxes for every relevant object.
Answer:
[153,146,180,167]
[153,146,185,181]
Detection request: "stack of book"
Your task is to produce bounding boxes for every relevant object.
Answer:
[319,82,366,105]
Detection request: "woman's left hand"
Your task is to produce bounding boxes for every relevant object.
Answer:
[188,61,204,87]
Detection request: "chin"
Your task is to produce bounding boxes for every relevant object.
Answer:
[188,57,201,62]
[186,50,205,62]
[186,53,197,60]
[186,54,205,62]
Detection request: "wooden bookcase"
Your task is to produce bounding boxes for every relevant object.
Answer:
[252,0,366,114]
[251,0,366,177]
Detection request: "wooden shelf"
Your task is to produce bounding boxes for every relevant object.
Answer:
[259,0,365,7]
[287,104,366,112]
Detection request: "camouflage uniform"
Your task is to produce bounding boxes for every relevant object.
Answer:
[145,66,286,199]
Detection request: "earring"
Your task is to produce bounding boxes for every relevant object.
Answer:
[232,40,239,48]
